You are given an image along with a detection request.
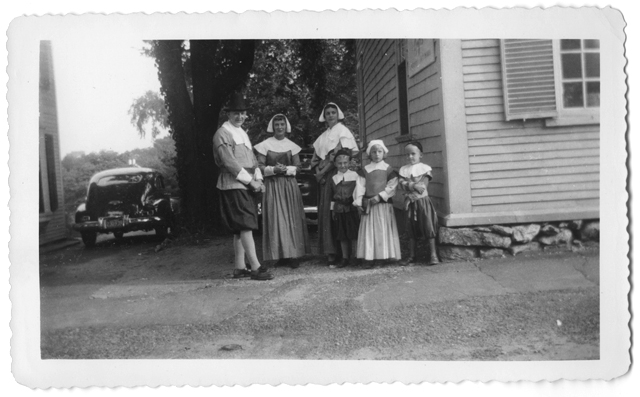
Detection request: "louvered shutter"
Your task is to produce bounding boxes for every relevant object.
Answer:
[501,39,558,120]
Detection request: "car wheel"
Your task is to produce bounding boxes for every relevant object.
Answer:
[113,231,124,240]
[81,232,97,247]
[155,226,168,239]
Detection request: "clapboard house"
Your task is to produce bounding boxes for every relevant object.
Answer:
[355,39,600,227]
[39,40,67,244]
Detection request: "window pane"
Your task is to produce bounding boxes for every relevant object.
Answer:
[561,39,581,50]
[561,53,582,79]
[45,134,58,212]
[586,82,600,107]
[585,53,600,78]
[584,39,600,49]
[563,82,584,108]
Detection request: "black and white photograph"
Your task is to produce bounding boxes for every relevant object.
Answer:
[6,3,632,392]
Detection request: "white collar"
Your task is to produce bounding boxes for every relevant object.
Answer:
[254,137,301,156]
[399,163,432,178]
[312,123,348,159]
[332,169,358,184]
[364,161,389,172]
[222,121,252,149]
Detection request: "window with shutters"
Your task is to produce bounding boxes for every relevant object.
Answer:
[501,39,599,126]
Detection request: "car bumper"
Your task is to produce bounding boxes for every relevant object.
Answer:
[303,206,318,225]
[73,216,166,233]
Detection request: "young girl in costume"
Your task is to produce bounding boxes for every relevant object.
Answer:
[398,141,440,265]
[329,149,360,268]
[254,114,309,269]
[354,140,401,268]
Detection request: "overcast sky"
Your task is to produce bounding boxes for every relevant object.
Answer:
[53,38,169,156]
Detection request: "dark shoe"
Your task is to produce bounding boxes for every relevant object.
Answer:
[427,238,440,266]
[400,257,415,266]
[427,254,440,266]
[337,258,349,268]
[327,254,336,264]
[289,259,300,269]
[251,266,274,280]
[232,268,251,279]
[349,257,359,267]
[364,261,376,269]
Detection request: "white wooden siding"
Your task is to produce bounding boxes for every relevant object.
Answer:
[461,39,599,216]
[356,39,447,213]
[39,41,68,245]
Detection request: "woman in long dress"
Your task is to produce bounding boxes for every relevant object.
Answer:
[254,114,309,268]
[311,103,359,265]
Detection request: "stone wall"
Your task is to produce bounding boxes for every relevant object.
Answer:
[436,220,599,262]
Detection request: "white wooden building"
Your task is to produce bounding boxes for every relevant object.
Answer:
[39,40,67,244]
[355,39,599,227]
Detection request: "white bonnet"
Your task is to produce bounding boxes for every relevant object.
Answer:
[318,102,345,122]
[267,114,292,133]
[366,139,388,155]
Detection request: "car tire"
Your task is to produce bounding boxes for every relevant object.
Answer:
[113,231,124,240]
[81,232,97,247]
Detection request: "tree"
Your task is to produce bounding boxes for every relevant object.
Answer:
[128,136,179,195]
[128,91,170,139]
[240,39,358,147]
[131,39,358,232]
[145,40,256,231]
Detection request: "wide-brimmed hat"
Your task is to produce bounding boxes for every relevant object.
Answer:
[224,93,250,111]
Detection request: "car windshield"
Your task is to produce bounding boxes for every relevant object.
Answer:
[96,174,145,186]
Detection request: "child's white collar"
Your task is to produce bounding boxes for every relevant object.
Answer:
[399,162,432,178]
[332,169,358,184]
[364,160,389,172]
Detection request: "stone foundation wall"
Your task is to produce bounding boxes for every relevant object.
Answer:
[436,220,599,262]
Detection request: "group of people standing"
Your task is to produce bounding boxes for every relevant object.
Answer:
[212,93,440,281]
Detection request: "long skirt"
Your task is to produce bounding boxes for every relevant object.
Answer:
[261,176,309,261]
[356,203,401,260]
[219,189,259,234]
[317,169,338,257]
[406,196,439,240]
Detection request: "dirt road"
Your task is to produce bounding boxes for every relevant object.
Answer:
[39,231,599,360]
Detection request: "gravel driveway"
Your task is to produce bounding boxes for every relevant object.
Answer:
[40,231,599,360]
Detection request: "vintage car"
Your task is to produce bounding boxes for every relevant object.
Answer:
[72,167,175,247]
[296,148,318,226]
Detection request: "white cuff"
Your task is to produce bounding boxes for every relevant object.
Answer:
[236,168,253,184]
[330,202,335,210]
[254,168,263,181]
[379,191,390,202]
[264,166,275,176]
[285,166,297,176]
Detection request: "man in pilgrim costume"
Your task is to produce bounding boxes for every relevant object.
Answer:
[212,93,274,280]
